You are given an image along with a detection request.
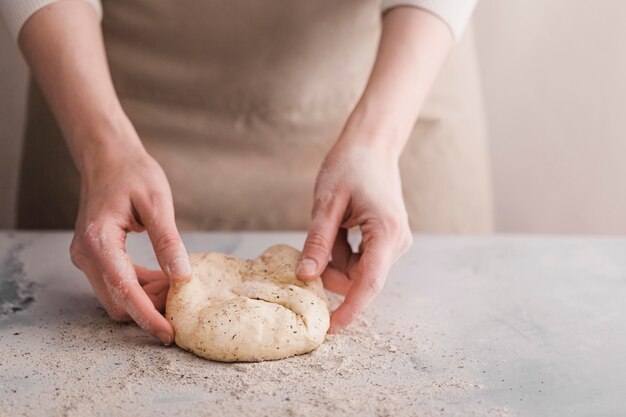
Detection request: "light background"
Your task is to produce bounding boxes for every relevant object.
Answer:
[1,0,625,232]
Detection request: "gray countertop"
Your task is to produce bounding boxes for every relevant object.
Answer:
[0,232,624,416]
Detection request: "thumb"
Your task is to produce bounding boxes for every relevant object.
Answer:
[135,194,191,282]
[298,195,347,281]
[148,222,190,282]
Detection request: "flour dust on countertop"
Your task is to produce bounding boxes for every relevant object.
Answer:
[0,291,511,417]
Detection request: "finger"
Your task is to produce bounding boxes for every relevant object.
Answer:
[321,265,353,296]
[135,265,169,311]
[109,278,173,343]
[135,264,168,285]
[322,228,357,295]
[329,236,394,333]
[133,193,191,282]
[147,288,168,313]
[330,228,352,272]
[142,278,169,296]
[86,223,174,344]
[298,193,348,281]
[72,236,130,320]
[80,258,131,321]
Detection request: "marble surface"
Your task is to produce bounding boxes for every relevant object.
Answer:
[0,232,624,416]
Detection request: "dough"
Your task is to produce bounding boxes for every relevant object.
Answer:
[166,244,330,362]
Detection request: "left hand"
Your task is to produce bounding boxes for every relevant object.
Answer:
[297,140,413,333]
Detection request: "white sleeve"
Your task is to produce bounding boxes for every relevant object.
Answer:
[0,0,102,40]
[382,0,478,41]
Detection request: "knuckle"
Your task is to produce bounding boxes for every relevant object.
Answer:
[311,196,329,217]
[365,275,385,295]
[135,190,172,227]
[154,231,182,253]
[305,230,332,253]
[312,192,344,217]
[377,214,411,245]
[82,223,105,252]
[108,279,132,305]
[146,190,168,207]
[382,216,403,238]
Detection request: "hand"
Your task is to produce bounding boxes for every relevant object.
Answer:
[297,140,413,333]
[69,148,190,344]
[295,5,450,332]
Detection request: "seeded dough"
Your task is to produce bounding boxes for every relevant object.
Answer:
[166,245,330,362]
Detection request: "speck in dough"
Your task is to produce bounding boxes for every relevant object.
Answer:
[166,245,330,362]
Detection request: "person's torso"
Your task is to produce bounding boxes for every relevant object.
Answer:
[18,0,493,233]
[102,0,381,229]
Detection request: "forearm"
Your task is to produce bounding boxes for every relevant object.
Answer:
[341,7,453,158]
[19,0,142,174]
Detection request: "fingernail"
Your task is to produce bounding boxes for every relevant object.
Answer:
[297,258,318,277]
[156,331,173,345]
[167,257,191,280]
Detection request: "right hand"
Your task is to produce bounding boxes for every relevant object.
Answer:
[69,147,190,345]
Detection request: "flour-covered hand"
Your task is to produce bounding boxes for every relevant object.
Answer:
[297,141,413,333]
[69,149,190,345]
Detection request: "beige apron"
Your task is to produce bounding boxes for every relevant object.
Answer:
[17,0,493,233]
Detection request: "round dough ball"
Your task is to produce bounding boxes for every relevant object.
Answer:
[166,244,330,362]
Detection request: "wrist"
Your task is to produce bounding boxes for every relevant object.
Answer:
[70,109,146,176]
[338,97,414,161]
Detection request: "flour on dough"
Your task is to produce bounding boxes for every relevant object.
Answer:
[166,245,330,362]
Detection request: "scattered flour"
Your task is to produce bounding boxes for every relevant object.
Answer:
[0,292,514,417]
